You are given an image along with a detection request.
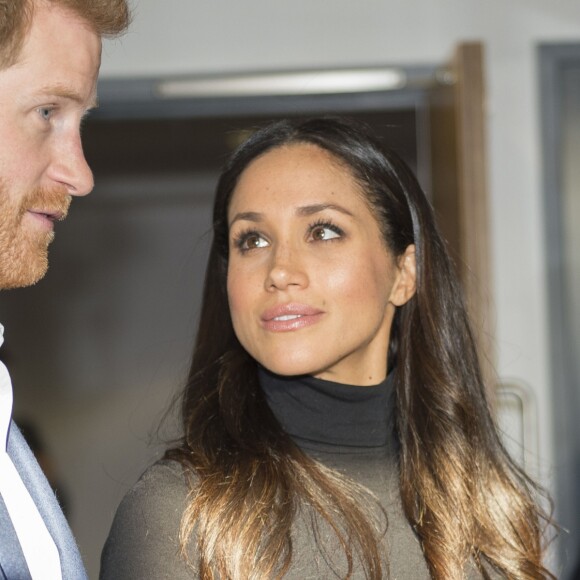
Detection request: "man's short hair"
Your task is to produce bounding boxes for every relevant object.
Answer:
[0,0,131,69]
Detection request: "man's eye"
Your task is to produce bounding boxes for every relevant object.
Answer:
[38,107,53,121]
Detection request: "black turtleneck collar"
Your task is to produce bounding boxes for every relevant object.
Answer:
[258,367,395,449]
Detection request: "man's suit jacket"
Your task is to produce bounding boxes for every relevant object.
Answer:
[0,423,87,580]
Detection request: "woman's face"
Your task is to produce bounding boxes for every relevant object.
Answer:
[227,143,414,386]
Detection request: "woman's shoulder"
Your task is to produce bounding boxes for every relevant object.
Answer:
[100,458,196,580]
[129,457,190,497]
[113,458,192,522]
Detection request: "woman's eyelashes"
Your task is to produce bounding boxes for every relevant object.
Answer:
[232,219,345,254]
[233,229,269,252]
[307,219,344,242]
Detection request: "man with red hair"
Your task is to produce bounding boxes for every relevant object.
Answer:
[0,1,129,577]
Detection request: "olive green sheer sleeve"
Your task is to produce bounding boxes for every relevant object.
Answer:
[100,460,195,580]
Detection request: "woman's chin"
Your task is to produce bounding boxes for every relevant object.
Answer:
[257,358,322,379]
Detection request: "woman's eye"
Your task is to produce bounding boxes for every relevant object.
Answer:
[238,233,269,251]
[310,225,341,241]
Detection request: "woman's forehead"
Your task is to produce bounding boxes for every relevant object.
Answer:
[227,143,366,216]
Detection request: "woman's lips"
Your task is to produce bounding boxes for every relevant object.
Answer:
[261,303,324,332]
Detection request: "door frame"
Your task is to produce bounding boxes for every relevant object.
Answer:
[539,42,580,578]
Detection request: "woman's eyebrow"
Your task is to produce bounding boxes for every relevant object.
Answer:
[229,211,262,227]
[229,203,353,227]
[296,203,353,217]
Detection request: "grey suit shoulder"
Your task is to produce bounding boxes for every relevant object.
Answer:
[0,423,87,580]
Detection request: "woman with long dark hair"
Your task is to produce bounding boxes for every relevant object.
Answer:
[101,117,553,579]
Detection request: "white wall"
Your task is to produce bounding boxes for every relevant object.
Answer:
[89,0,580,575]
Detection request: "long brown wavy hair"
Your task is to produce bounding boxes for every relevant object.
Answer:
[166,117,554,579]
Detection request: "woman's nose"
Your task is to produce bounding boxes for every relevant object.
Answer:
[264,244,309,292]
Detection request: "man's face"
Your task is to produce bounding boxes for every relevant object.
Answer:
[0,1,101,289]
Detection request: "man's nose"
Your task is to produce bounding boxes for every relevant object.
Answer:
[47,132,94,197]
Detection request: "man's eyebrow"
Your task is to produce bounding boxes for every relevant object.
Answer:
[38,83,98,109]
[296,203,353,217]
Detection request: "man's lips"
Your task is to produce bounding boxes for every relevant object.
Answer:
[261,303,324,332]
[28,208,67,221]
[25,208,68,231]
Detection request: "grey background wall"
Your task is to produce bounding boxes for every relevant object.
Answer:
[2,0,580,577]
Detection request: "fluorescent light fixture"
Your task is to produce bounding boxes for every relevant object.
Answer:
[157,69,406,99]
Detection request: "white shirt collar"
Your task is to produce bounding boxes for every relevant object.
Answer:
[0,322,62,577]
[0,323,13,451]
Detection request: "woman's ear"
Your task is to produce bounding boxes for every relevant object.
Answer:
[388,244,416,307]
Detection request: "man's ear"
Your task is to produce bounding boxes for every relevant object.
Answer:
[388,244,416,307]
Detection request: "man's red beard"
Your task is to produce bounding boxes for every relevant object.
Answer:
[0,181,71,289]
